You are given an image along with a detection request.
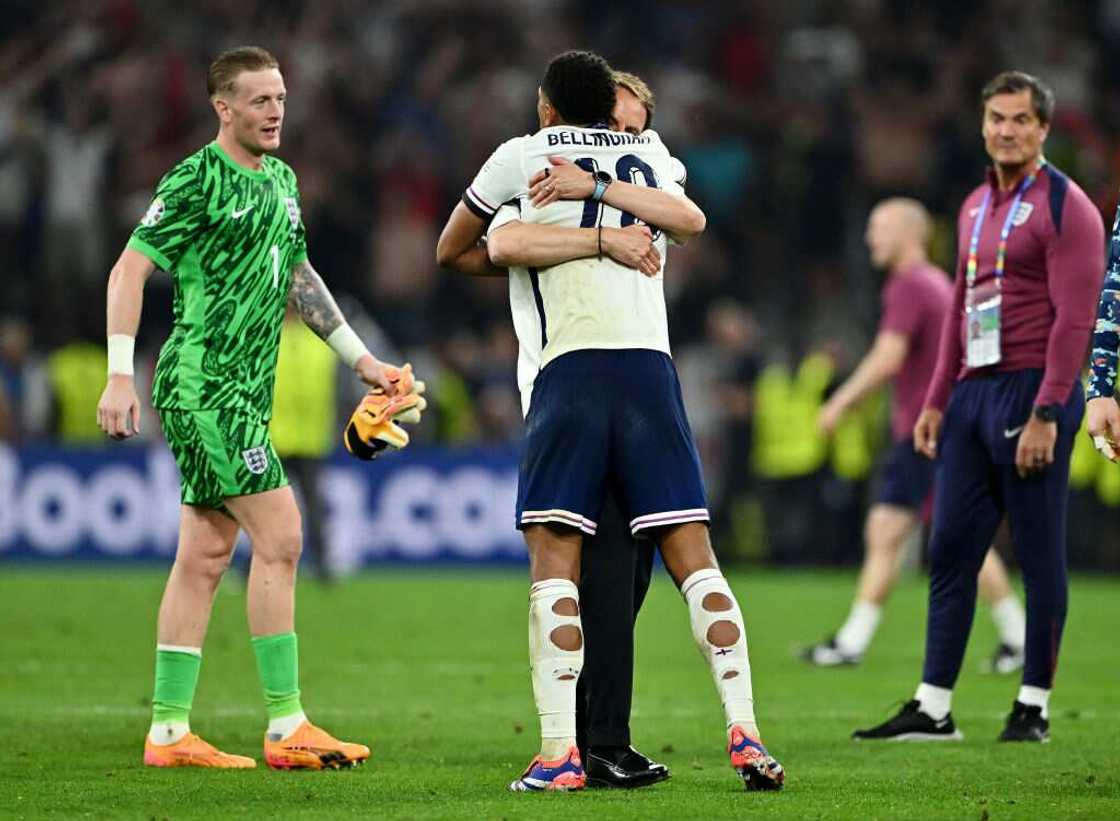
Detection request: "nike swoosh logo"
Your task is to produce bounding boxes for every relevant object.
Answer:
[1004,425,1025,438]
[231,205,254,219]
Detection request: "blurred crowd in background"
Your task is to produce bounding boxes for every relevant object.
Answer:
[3,0,1120,566]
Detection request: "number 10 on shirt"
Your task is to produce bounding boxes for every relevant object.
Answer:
[574,154,659,233]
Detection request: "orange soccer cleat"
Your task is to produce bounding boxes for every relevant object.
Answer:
[143,733,256,769]
[728,725,785,791]
[263,720,370,770]
[508,746,587,792]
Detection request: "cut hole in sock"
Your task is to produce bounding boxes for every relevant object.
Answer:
[553,665,581,682]
[721,670,740,680]
[702,592,733,612]
[707,619,740,647]
[552,597,579,616]
[550,625,583,651]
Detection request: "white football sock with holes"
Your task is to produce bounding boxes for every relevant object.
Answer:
[682,568,757,735]
[528,579,582,759]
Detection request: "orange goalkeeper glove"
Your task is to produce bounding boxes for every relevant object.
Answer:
[381,362,418,396]
[344,371,427,460]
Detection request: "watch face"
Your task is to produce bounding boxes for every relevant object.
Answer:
[594,170,612,184]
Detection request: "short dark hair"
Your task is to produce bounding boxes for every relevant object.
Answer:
[540,50,616,126]
[981,71,1055,124]
[208,46,279,97]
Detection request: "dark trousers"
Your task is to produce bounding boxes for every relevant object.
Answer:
[922,370,1082,690]
[576,492,656,749]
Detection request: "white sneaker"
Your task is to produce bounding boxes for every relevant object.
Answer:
[985,642,1025,675]
[800,636,862,667]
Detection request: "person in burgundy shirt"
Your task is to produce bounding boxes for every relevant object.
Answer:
[803,198,1025,671]
[854,71,1105,744]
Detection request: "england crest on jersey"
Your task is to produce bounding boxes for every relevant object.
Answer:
[284,197,300,230]
[242,446,269,475]
[141,197,165,227]
[1012,202,1034,226]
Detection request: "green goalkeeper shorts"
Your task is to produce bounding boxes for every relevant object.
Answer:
[157,408,288,510]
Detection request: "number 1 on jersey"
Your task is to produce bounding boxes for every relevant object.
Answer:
[574,158,601,228]
[270,245,280,289]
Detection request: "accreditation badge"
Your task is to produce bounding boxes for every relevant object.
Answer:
[965,280,1002,368]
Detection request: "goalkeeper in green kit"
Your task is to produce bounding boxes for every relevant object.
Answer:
[96,46,425,769]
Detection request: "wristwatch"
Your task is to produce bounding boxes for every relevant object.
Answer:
[1033,404,1061,423]
[590,170,613,202]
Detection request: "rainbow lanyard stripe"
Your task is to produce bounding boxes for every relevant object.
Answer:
[966,160,1045,288]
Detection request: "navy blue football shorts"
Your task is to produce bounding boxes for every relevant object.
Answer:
[875,439,937,511]
[515,349,709,538]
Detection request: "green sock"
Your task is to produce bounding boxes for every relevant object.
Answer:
[251,632,303,719]
[152,646,202,724]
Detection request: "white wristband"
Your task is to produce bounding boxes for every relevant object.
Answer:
[326,324,371,369]
[107,334,135,376]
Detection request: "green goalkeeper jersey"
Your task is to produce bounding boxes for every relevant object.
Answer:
[128,141,308,420]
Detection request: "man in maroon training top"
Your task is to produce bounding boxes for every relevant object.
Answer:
[803,198,1025,672]
[854,71,1104,744]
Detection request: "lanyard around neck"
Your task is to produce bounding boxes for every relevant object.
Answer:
[966,160,1045,287]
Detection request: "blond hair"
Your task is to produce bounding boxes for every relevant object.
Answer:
[613,70,655,130]
[207,46,279,97]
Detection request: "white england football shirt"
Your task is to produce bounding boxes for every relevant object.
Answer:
[465,126,688,415]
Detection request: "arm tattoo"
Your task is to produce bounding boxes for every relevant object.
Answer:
[288,259,345,340]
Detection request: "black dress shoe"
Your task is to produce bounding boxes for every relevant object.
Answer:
[584,745,670,788]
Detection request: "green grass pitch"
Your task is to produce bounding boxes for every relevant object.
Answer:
[1,566,1118,819]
